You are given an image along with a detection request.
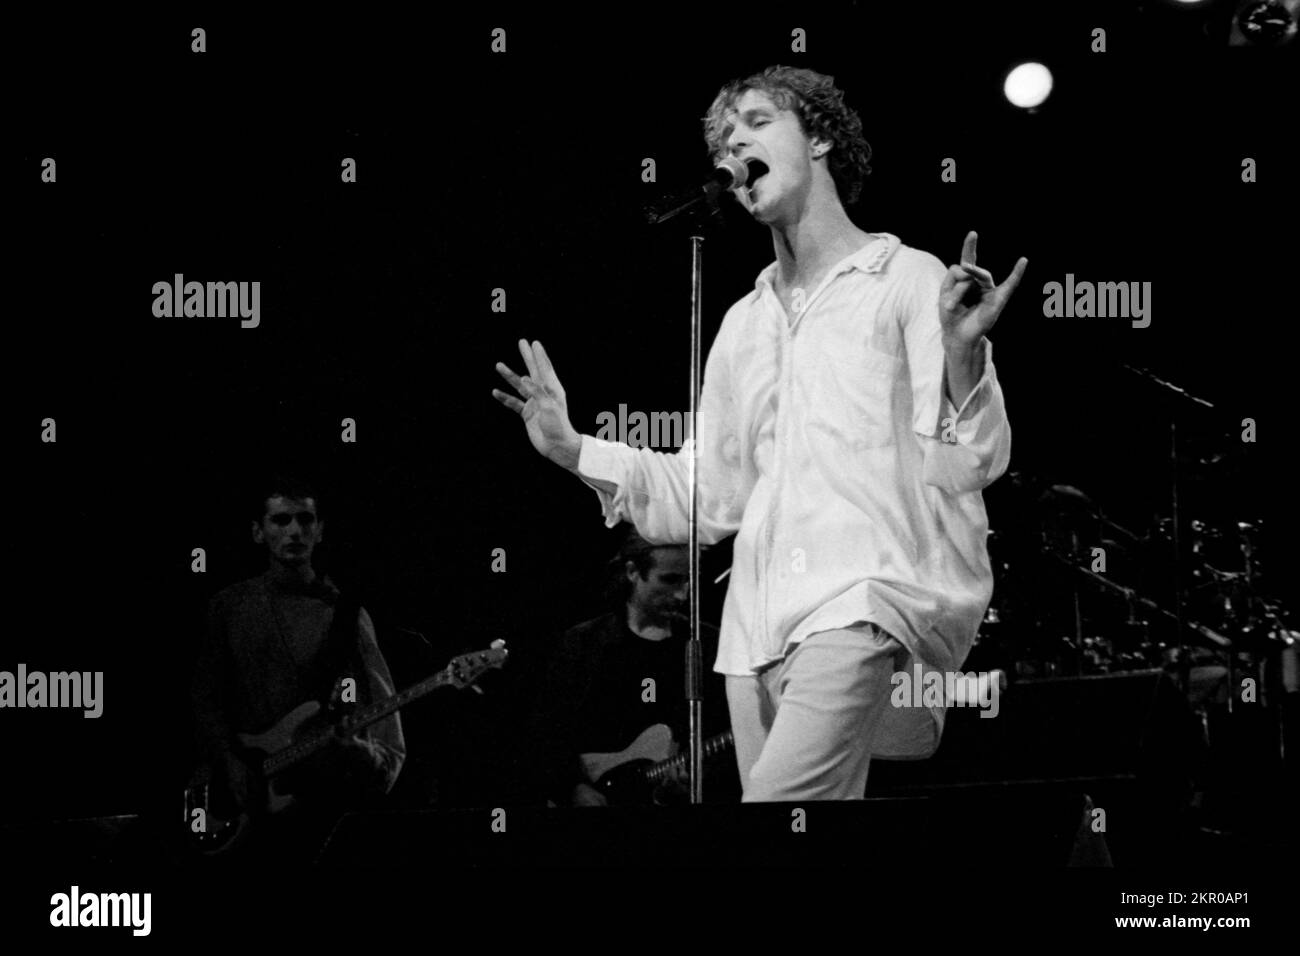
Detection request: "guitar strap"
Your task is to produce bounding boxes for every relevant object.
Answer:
[320,584,365,712]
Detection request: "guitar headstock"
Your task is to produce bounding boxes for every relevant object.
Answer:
[444,639,509,690]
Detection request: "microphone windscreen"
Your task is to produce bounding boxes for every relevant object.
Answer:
[713,155,748,187]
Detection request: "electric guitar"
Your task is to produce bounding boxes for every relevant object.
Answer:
[187,641,508,854]
[579,723,735,805]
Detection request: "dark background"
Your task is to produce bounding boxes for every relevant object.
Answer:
[8,1,1297,825]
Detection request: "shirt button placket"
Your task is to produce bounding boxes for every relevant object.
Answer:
[767,308,795,649]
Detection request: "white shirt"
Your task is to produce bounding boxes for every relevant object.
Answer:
[576,233,1011,756]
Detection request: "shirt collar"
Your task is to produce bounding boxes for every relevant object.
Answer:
[754,232,901,292]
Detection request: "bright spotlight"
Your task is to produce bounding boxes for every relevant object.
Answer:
[1232,0,1298,45]
[1003,62,1053,110]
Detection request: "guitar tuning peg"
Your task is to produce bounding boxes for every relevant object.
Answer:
[490,639,506,650]
[471,684,485,695]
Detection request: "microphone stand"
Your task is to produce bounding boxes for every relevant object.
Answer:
[686,232,705,805]
[647,162,756,804]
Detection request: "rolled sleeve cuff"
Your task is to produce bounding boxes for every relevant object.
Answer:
[577,434,628,528]
[944,337,997,423]
[925,339,1010,493]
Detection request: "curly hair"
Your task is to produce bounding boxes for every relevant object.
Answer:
[702,65,874,207]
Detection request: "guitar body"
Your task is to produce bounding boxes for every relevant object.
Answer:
[187,642,508,857]
[579,724,737,806]
[194,807,253,857]
[236,700,325,815]
[594,761,663,806]
[580,724,675,784]
[192,701,326,856]
[581,724,677,805]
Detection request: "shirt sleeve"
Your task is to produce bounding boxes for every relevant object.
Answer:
[351,606,407,795]
[574,314,753,545]
[901,251,1012,495]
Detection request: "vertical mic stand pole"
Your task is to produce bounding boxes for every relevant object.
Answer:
[686,233,705,805]
[645,178,725,806]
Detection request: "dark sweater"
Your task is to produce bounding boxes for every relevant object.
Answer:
[534,610,736,804]
[192,570,406,805]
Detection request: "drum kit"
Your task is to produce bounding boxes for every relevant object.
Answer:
[972,368,1297,762]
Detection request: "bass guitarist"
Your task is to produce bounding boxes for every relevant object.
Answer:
[189,475,406,857]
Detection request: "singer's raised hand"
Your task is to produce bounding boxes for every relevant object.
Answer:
[938,231,1028,348]
[493,339,583,470]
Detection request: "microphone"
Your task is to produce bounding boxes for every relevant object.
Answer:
[645,158,769,226]
[710,156,769,192]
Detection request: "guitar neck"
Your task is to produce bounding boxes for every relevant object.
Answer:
[642,731,734,784]
[263,668,452,777]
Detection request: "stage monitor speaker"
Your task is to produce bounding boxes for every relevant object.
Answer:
[869,668,1205,792]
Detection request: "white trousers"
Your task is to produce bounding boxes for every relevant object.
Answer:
[726,623,905,801]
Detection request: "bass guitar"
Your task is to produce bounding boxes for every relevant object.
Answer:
[187,640,507,853]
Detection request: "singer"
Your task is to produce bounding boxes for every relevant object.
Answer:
[493,65,1028,800]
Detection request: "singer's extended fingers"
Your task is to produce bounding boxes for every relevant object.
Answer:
[495,361,539,398]
[959,261,995,288]
[997,257,1029,297]
[940,264,974,294]
[940,269,974,310]
[518,338,541,380]
[533,340,562,390]
[491,388,525,414]
[960,231,978,266]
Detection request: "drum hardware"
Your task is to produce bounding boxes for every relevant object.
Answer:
[1005,364,1285,763]
[1041,546,1232,651]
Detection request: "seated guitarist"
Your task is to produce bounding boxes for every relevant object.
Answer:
[190,475,406,855]
[535,529,738,807]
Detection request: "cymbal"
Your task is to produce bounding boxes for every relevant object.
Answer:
[1037,484,1094,508]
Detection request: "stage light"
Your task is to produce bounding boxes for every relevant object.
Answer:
[1231,0,1298,45]
[1148,0,1298,45]
[1003,62,1053,110]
